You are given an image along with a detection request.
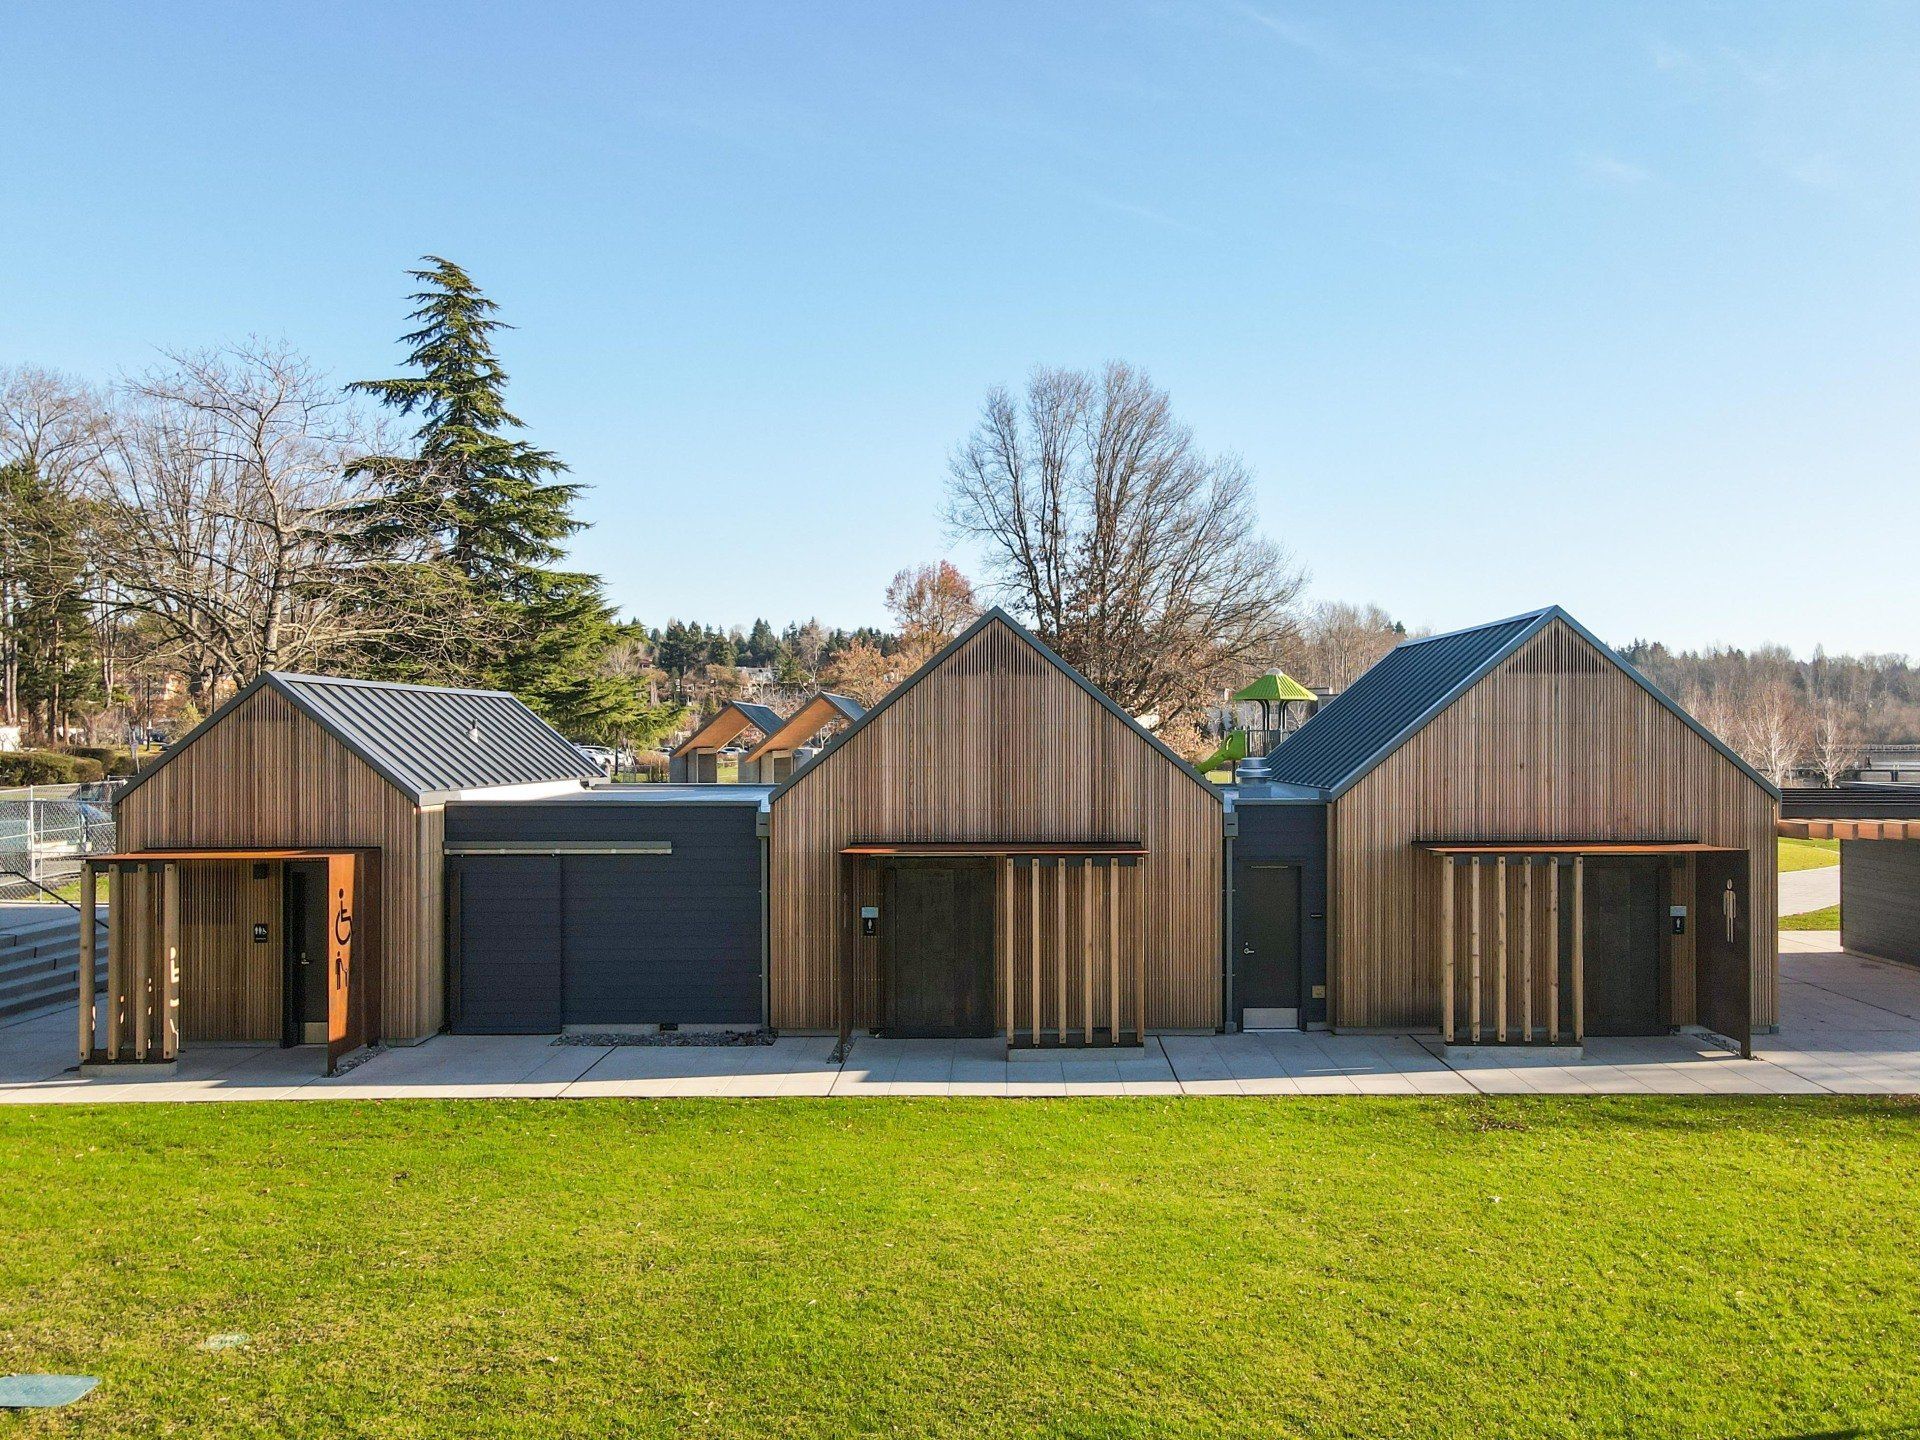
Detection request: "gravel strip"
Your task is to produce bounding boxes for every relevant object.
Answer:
[552,1029,777,1048]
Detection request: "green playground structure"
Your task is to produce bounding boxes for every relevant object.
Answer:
[1200,670,1318,776]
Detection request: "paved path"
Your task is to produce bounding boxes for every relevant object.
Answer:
[5,933,1917,1101]
[1779,864,1840,916]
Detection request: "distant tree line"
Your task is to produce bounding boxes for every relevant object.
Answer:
[1621,640,1917,787]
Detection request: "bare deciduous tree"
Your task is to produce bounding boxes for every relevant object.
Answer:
[1809,695,1861,787]
[885,560,978,642]
[946,362,1304,725]
[91,342,415,702]
[1292,601,1409,691]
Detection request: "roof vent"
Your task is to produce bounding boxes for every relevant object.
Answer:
[468,722,483,745]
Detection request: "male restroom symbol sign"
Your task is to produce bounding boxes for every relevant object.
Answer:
[1721,878,1738,944]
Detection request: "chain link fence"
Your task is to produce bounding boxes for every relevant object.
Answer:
[0,783,121,904]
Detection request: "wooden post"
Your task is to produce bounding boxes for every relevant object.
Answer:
[1439,856,1455,1043]
[1002,857,1015,1044]
[78,860,96,1064]
[1547,860,1561,1043]
[161,862,181,1061]
[105,864,122,1061]
[1082,861,1094,1046]
[1571,855,1585,1044]
[1133,860,1146,1045]
[1056,859,1068,1045]
[131,865,151,1062]
[1520,860,1534,1043]
[1468,858,1482,1043]
[1494,857,1508,1042]
[1107,862,1119,1042]
[1030,860,1042,1045]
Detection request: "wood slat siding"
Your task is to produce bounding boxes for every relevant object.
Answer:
[1840,839,1920,968]
[769,618,1222,1032]
[1334,619,1777,1029]
[114,685,443,1042]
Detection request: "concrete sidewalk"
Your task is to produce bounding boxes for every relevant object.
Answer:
[5,933,1916,1101]
[1778,864,1840,916]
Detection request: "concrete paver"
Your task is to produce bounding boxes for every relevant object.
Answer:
[4,933,1918,1101]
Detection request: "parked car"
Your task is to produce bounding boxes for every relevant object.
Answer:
[574,744,616,777]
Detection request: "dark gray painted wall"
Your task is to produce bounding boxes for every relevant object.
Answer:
[446,800,764,1029]
[1841,839,1920,968]
[1232,801,1329,1026]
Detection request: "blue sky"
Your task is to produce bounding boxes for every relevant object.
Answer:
[5,3,1917,654]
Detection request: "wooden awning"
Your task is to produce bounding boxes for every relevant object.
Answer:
[1417,841,1741,855]
[1778,818,1919,841]
[87,847,371,863]
[842,840,1146,857]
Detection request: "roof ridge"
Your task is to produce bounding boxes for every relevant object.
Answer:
[269,670,515,699]
[1393,606,1557,649]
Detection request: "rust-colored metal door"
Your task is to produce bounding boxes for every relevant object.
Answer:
[325,852,362,1073]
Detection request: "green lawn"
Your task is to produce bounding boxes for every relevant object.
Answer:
[1782,903,1842,930]
[1779,836,1841,871]
[4,1100,1919,1438]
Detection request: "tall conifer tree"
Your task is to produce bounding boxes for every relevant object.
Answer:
[349,257,638,736]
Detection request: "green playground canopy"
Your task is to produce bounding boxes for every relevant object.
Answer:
[1231,672,1315,705]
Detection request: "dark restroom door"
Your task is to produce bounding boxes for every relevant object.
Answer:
[282,861,330,1048]
[1582,858,1664,1036]
[880,861,995,1038]
[1235,863,1302,1028]
[1695,851,1752,1057]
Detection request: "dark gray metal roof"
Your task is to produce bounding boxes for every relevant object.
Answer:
[1262,612,1545,794]
[458,784,774,806]
[821,692,864,723]
[733,703,788,737]
[1780,784,1920,820]
[117,672,603,807]
[1261,605,1780,801]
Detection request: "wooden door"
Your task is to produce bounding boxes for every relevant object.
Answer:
[880,861,995,1037]
[1582,858,1664,1036]
[1694,851,1752,1056]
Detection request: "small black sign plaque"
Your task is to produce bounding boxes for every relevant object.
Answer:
[252,923,269,943]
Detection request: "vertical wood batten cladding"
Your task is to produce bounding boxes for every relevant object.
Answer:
[1334,619,1777,1029]
[769,618,1221,1032]
[114,685,443,1042]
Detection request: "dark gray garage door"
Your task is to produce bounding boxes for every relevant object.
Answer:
[451,855,564,1033]
[446,797,764,1032]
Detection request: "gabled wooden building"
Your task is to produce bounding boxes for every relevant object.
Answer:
[766,609,1222,1048]
[668,701,787,783]
[1257,607,1779,1051]
[86,674,601,1070]
[737,691,864,783]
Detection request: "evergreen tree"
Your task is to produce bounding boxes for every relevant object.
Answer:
[348,256,637,733]
[0,462,101,738]
[745,618,777,667]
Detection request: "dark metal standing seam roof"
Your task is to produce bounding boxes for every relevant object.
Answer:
[1260,606,1779,801]
[1260,612,1547,794]
[116,672,603,806]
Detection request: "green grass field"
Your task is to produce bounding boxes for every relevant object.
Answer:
[3,1099,1918,1438]
[1779,836,1841,871]
[1782,903,1841,930]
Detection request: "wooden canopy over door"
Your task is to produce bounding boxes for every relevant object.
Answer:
[837,841,1148,1056]
[1422,842,1750,1052]
[79,847,378,1075]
